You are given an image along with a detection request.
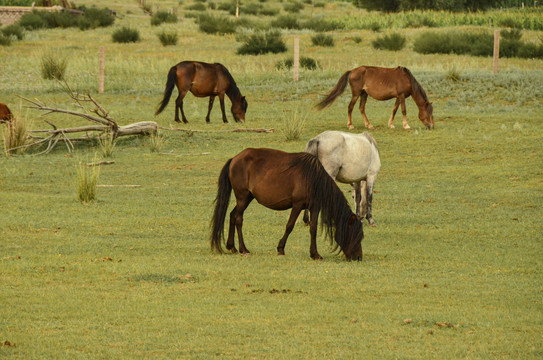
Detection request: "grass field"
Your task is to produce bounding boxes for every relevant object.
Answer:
[1,1,542,358]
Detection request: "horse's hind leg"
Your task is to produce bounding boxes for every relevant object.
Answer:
[309,209,323,260]
[347,93,360,130]
[400,96,410,130]
[352,181,364,220]
[206,96,215,123]
[227,193,254,254]
[176,90,189,123]
[277,205,303,256]
[388,98,401,129]
[359,92,374,130]
[365,175,377,226]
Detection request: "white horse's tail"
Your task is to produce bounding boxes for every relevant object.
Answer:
[362,132,379,155]
[305,138,319,157]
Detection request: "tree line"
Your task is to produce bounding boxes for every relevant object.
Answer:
[352,0,532,12]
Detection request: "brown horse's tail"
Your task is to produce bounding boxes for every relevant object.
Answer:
[210,158,233,253]
[316,71,351,110]
[155,66,177,116]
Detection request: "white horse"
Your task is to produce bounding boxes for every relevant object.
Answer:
[304,130,381,226]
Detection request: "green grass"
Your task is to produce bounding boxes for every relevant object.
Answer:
[0,1,542,358]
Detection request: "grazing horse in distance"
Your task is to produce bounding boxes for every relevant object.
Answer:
[304,130,381,226]
[155,61,248,124]
[211,148,363,261]
[0,102,13,124]
[317,66,434,130]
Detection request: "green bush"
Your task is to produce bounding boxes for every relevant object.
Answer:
[1,24,24,40]
[271,15,300,29]
[237,30,287,55]
[40,53,68,80]
[301,17,343,32]
[275,56,319,70]
[157,31,178,46]
[311,33,334,47]
[186,2,206,11]
[112,27,140,43]
[18,11,48,30]
[151,10,178,26]
[198,13,237,35]
[0,33,12,46]
[283,1,304,13]
[372,33,406,51]
[80,7,115,29]
[501,28,522,41]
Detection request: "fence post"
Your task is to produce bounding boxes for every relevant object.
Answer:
[293,37,299,82]
[493,30,500,74]
[99,47,105,93]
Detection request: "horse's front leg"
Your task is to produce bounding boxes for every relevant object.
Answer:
[229,194,253,255]
[277,205,303,256]
[218,94,228,123]
[352,181,363,220]
[309,209,323,260]
[365,177,377,227]
[400,96,410,130]
[206,96,215,123]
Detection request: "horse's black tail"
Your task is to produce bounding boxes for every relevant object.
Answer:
[155,66,177,116]
[316,71,351,110]
[210,158,233,253]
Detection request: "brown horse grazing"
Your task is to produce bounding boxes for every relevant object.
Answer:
[0,102,13,123]
[211,148,364,261]
[317,66,434,130]
[155,61,248,124]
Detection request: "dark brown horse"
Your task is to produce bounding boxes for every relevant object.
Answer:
[155,61,247,123]
[0,102,13,124]
[317,66,434,130]
[211,148,363,261]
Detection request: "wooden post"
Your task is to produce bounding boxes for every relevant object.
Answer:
[293,37,299,82]
[493,30,500,74]
[99,47,105,93]
[235,0,239,18]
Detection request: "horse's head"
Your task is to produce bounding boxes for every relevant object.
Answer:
[419,102,434,129]
[344,214,363,261]
[231,96,248,122]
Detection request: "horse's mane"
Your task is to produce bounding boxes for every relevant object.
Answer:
[400,67,429,103]
[290,153,362,254]
[215,63,241,98]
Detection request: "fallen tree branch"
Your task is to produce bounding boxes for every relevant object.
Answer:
[87,161,115,167]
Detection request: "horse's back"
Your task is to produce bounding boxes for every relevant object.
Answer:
[349,66,411,99]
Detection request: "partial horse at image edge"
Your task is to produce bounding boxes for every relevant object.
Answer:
[155,61,247,124]
[210,148,364,261]
[317,65,434,130]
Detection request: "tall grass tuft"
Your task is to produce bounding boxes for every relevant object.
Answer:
[98,134,116,158]
[0,32,12,46]
[197,13,237,35]
[148,131,166,153]
[282,109,307,141]
[75,158,100,203]
[372,33,406,51]
[3,114,28,156]
[40,53,68,80]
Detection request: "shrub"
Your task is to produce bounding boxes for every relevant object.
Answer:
[1,24,24,40]
[445,67,461,82]
[151,10,178,26]
[372,33,406,51]
[157,31,178,46]
[353,36,362,44]
[112,27,140,43]
[198,13,237,35]
[237,30,287,55]
[502,28,522,41]
[43,11,77,28]
[283,1,304,13]
[260,7,279,16]
[40,53,68,80]
[0,33,12,46]
[18,11,48,30]
[311,33,334,47]
[271,15,300,29]
[275,56,319,70]
[186,2,206,11]
[80,6,115,29]
[301,17,343,32]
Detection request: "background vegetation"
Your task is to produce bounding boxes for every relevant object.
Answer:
[0,0,541,358]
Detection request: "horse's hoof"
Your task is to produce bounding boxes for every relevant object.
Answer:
[348,125,355,130]
[241,252,250,258]
[403,126,411,130]
[389,124,395,129]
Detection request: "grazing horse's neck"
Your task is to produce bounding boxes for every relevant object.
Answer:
[226,83,241,102]
[410,81,429,111]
